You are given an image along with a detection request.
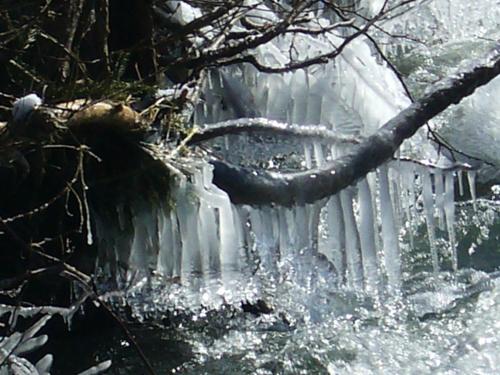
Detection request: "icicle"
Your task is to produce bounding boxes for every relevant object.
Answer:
[203,102,209,121]
[266,74,289,120]
[339,189,364,290]
[367,172,381,254]
[357,179,380,291]
[249,207,278,274]
[324,195,346,283]
[308,201,323,251]
[290,69,309,124]
[401,166,416,248]
[175,182,202,280]
[197,199,220,275]
[434,169,445,230]
[170,209,182,277]
[313,142,325,167]
[294,205,311,250]
[307,79,324,124]
[128,207,152,271]
[467,170,477,211]
[157,207,174,277]
[421,168,439,272]
[390,168,404,232]
[107,207,133,285]
[303,143,313,169]
[86,209,93,245]
[444,171,457,271]
[150,205,161,270]
[218,195,240,279]
[235,206,252,264]
[197,164,244,279]
[378,165,401,292]
[457,169,465,196]
[278,207,290,256]
[231,205,247,261]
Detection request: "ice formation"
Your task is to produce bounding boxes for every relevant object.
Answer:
[372,0,500,169]
[92,1,480,302]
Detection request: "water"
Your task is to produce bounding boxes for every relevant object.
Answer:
[38,193,496,374]
[52,198,500,374]
[46,1,500,373]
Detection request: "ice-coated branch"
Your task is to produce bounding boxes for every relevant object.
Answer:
[188,118,362,145]
[389,158,474,172]
[211,45,500,206]
[169,1,316,70]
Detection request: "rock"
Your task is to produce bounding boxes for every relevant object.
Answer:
[68,102,143,135]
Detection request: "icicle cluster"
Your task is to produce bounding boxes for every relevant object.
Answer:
[371,0,500,56]
[189,2,472,290]
[93,159,477,296]
[92,1,478,298]
[368,0,500,170]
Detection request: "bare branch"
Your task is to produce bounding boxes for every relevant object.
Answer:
[214,7,383,73]
[170,1,316,70]
[211,45,500,206]
[188,118,362,146]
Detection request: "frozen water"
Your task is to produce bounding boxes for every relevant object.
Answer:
[91,0,482,320]
[78,2,500,373]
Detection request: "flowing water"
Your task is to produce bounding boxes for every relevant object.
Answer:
[46,1,500,373]
[54,197,500,375]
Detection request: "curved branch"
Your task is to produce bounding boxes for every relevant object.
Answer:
[188,118,362,146]
[389,157,474,172]
[170,1,316,70]
[214,3,384,73]
[211,45,500,206]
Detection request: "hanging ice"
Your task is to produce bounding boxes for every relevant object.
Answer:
[357,178,380,291]
[378,165,402,291]
[340,189,364,290]
[468,170,478,211]
[89,0,480,307]
[444,171,457,270]
[421,167,440,272]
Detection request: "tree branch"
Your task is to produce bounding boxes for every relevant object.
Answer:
[188,118,362,146]
[211,45,500,206]
[171,1,315,70]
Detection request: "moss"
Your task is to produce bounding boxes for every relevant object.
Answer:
[49,78,157,103]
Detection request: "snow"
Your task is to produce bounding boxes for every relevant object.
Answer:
[12,93,42,122]
[165,1,202,25]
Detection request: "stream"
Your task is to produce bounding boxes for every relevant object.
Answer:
[47,1,500,373]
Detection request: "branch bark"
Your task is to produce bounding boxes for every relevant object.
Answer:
[210,45,500,206]
[188,118,362,146]
[42,0,85,81]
